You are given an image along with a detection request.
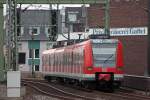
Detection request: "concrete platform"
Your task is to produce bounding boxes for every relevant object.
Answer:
[21,71,44,79]
[0,84,26,100]
[123,75,150,91]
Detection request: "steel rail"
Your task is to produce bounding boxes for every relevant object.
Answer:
[22,80,96,100]
[94,90,150,100]
[22,82,75,100]
[116,91,150,100]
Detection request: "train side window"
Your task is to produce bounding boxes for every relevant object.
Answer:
[79,53,80,67]
[44,56,46,66]
[67,53,69,67]
[57,53,59,67]
[66,53,68,67]
[56,54,58,67]
[68,52,70,67]
[62,53,64,66]
[66,53,68,66]
[55,54,57,67]
[76,52,79,66]
[69,53,70,67]
[63,53,65,66]
[72,52,74,67]
[71,52,73,67]
[45,55,47,66]
[60,53,61,68]
[49,55,50,67]
[47,55,49,66]
[51,54,53,68]
[57,54,58,68]
[46,55,48,65]
[54,54,55,67]
[57,53,59,68]
[64,53,66,66]
[51,54,52,67]
[56,54,57,68]
[68,53,69,67]
[59,54,60,68]
[78,53,80,67]
[59,53,60,68]
[60,53,62,69]
[75,52,77,67]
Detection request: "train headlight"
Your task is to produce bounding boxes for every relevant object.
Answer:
[87,67,93,71]
[117,67,123,71]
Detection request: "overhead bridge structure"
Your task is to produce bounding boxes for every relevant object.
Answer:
[0,0,110,82]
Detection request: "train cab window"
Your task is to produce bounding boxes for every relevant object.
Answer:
[92,42,117,67]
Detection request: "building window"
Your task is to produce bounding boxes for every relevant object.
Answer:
[17,27,24,36]
[29,27,40,35]
[45,27,51,37]
[29,49,34,58]
[18,53,26,64]
[29,49,39,58]
[68,12,78,22]
[35,49,39,58]
[35,65,39,71]
[18,43,22,50]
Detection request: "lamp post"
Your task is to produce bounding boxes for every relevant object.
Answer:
[104,0,110,37]
[78,33,82,43]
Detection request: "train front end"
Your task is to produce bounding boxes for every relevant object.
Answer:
[84,39,124,89]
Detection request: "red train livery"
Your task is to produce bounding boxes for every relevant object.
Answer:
[42,39,123,90]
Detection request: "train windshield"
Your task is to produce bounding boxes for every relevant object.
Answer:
[92,39,117,67]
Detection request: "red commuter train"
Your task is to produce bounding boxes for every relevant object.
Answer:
[42,39,124,90]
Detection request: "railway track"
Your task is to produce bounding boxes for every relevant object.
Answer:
[116,87,150,100]
[22,78,150,100]
[93,87,150,100]
[22,79,97,100]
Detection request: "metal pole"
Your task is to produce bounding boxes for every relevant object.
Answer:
[68,23,70,45]
[14,0,18,71]
[6,0,11,72]
[56,4,59,40]
[49,4,52,40]
[31,32,35,78]
[0,3,5,82]
[104,0,110,36]
[148,0,150,76]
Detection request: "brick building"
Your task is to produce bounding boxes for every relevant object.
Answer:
[88,0,149,76]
